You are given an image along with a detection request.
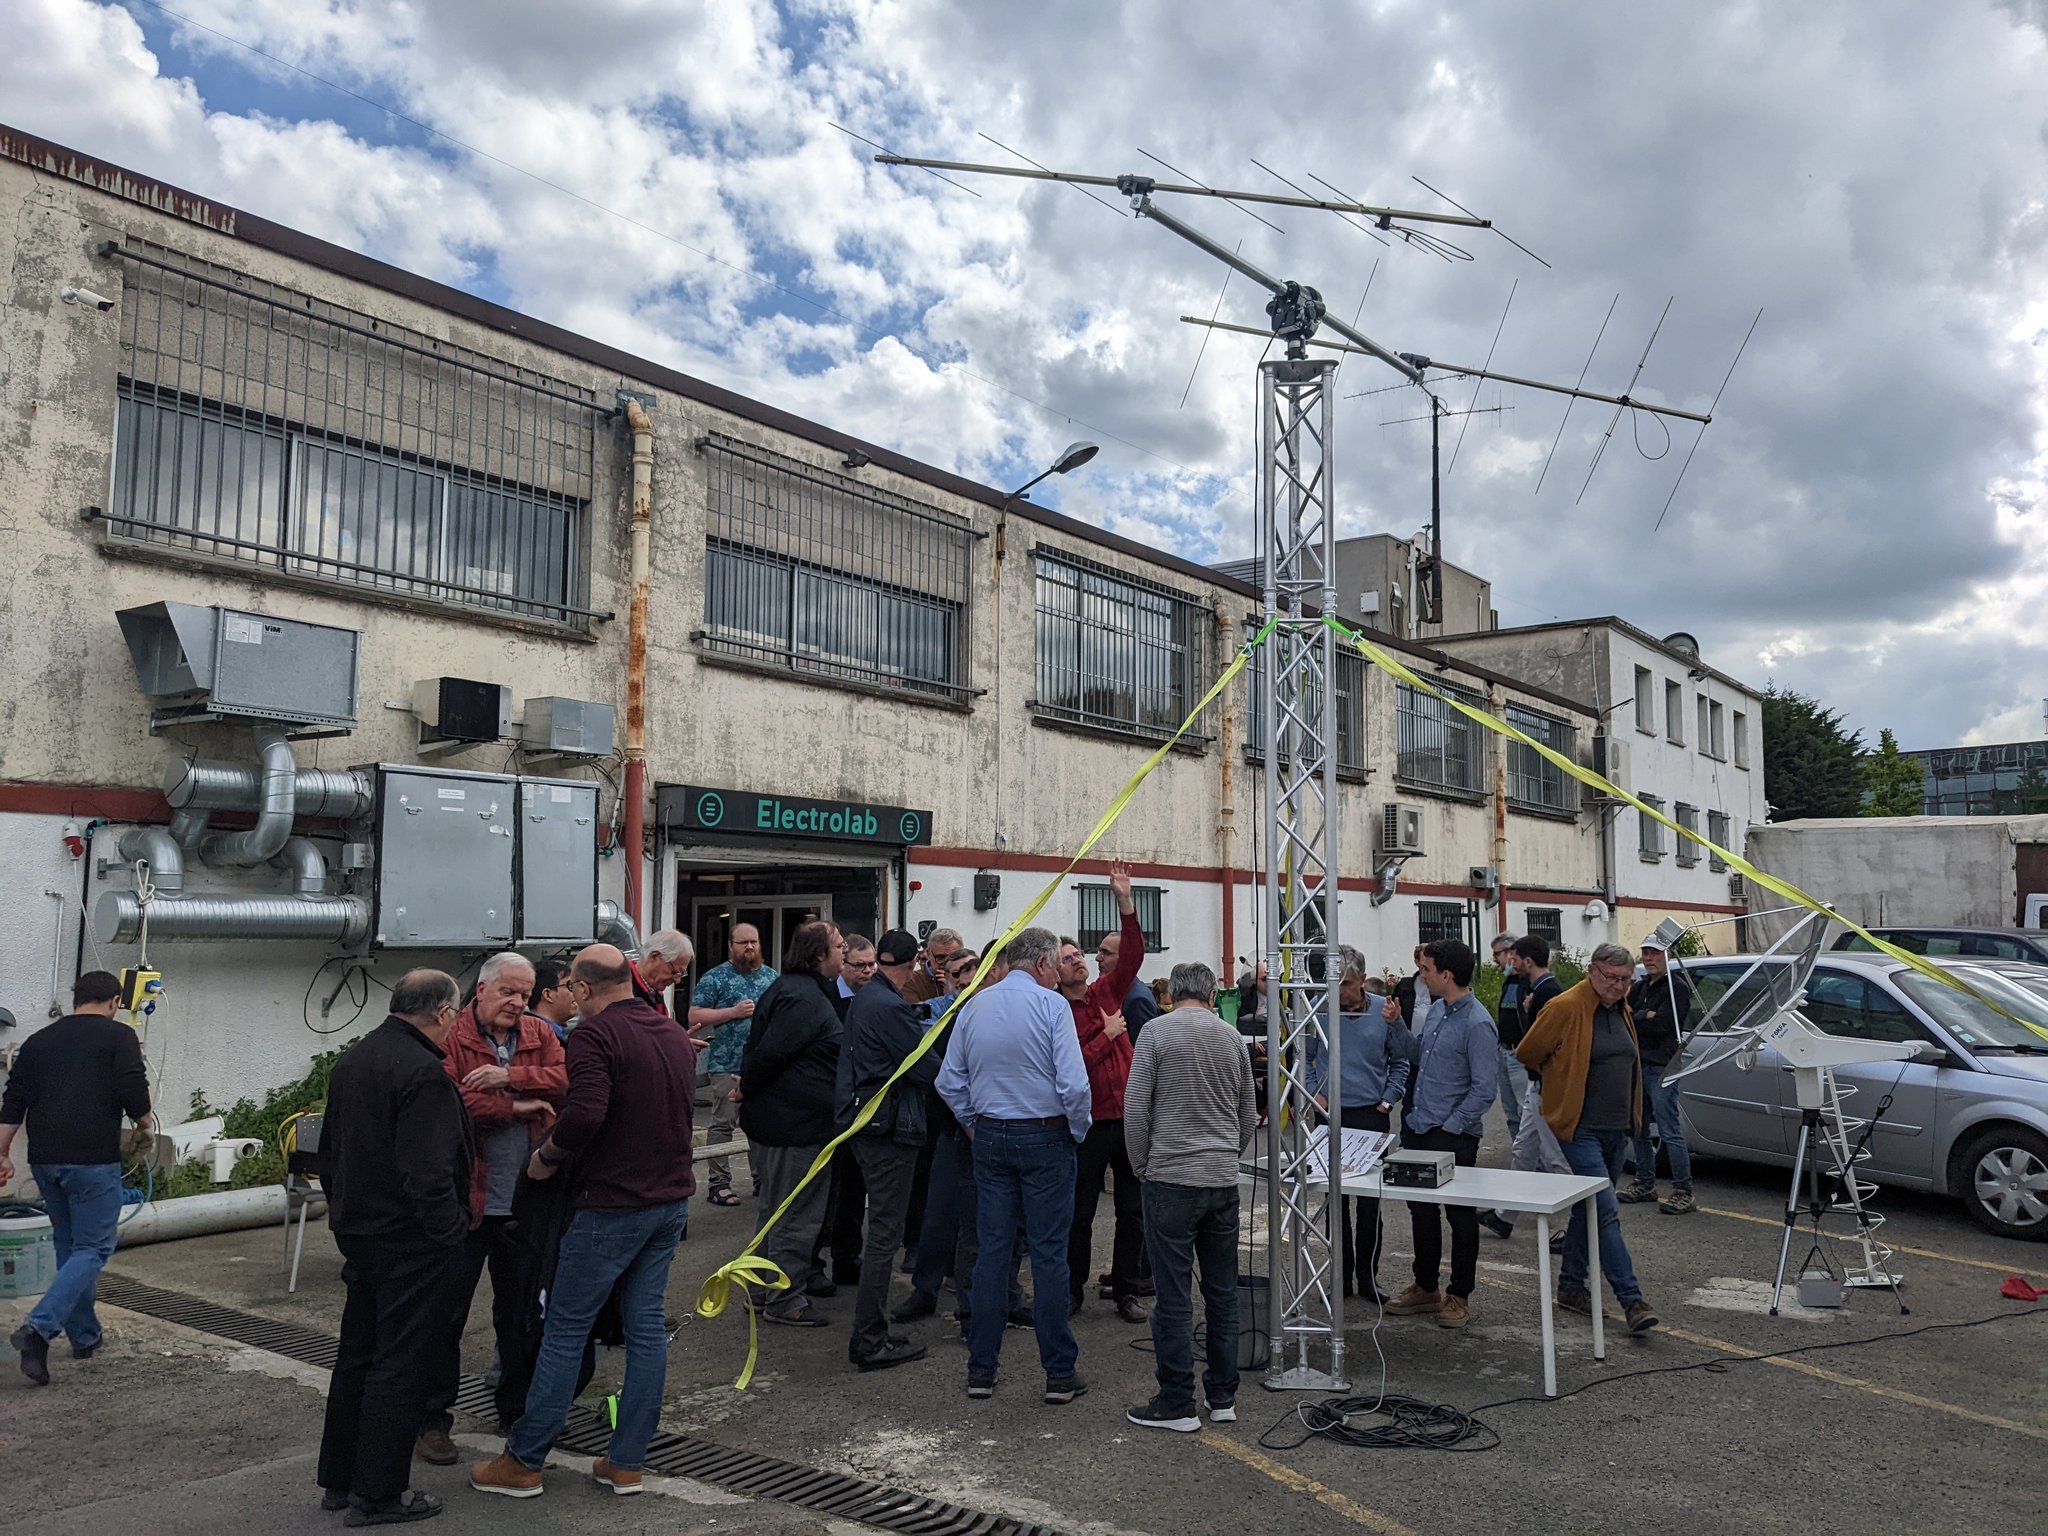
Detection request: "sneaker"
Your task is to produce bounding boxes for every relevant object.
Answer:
[966,1374,997,1399]
[1006,1307,1035,1329]
[889,1291,938,1324]
[414,1429,458,1466]
[1207,1398,1237,1423]
[1115,1296,1148,1325]
[1548,1231,1567,1255]
[343,1490,444,1526]
[10,1325,49,1386]
[1476,1211,1515,1240]
[1436,1294,1472,1329]
[1659,1189,1697,1215]
[591,1457,643,1496]
[1126,1397,1202,1432]
[1555,1287,1593,1315]
[470,1453,544,1499]
[1625,1299,1660,1334]
[70,1343,99,1361]
[852,1339,928,1372]
[1383,1284,1442,1316]
[1044,1373,1089,1405]
[1616,1182,1658,1205]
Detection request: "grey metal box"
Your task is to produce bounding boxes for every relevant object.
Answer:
[117,602,360,728]
[516,777,600,944]
[372,766,515,948]
[520,696,616,756]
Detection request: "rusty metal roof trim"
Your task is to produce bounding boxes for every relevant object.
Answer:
[3,125,239,232]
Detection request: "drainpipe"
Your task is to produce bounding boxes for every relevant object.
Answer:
[199,728,298,868]
[1213,597,1237,975]
[623,400,655,930]
[1489,682,1509,938]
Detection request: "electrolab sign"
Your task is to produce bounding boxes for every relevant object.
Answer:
[659,784,934,847]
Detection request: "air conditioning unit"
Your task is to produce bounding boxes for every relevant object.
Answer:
[1378,802,1426,858]
[413,676,511,745]
[1728,872,1748,901]
[1592,734,1629,793]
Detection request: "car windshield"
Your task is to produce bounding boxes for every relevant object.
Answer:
[1896,967,2048,1052]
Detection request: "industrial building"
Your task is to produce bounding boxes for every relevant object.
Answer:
[2,125,1725,1111]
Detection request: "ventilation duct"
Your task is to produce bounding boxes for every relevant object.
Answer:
[115,827,185,897]
[167,758,373,820]
[94,890,370,945]
[595,898,641,956]
[199,729,298,868]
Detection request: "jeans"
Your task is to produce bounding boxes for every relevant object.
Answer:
[320,1236,462,1501]
[705,1074,743,1192]
[1068,1118,1144,1302]
[1402,1125,1481,1299]
[752,1143,831,1316]
[507,1200,688,1472]
[911,1124,1023,1318]
[848,1138,918,1358]
[1630,1064,1693,1191]
[1141,1182,1240,1412]
[422,1214,538,1432]
[24,1163,124,1350]
[968,1121,1078,1381]
[1559,1128,1643,1306]
[1496,1048,1529,1141]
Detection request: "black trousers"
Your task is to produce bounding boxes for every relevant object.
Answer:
[421,1214,538,1433]
[319,1235,461,1502]
[1068,1118,1144,1302]
[1404,1124,1483,1300]
[1337,1106,1392,1294]
[816,1142,868,1285]
[849,1138,919,1359]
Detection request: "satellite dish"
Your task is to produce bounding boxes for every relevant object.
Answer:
[1662,910,1828,1085]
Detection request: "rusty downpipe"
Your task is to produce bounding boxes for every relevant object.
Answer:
[623,399,655,930]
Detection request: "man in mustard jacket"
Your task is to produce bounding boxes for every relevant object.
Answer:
[1514,943,1660,1334]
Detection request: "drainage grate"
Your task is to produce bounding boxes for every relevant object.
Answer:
[98,1273,1060,1536]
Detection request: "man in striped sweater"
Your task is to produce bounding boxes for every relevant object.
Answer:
[1121,962,1260,1433]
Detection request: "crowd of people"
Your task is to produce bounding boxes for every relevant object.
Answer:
[0,883,1698,1526]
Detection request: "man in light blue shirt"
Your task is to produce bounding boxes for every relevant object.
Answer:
[937,928,1092,1406]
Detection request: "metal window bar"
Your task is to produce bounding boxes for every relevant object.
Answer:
[697,434,977,700]
[1417,899,1466,945]
[1242,623,1366,774]
[1707,811,1731,872]
[1033,550,1214,743]
[103,239,598,627]
[1077,884,1165,951]
[1395,680,1486,793]
[1676,804,1702,866]
[1504,705,1579,813]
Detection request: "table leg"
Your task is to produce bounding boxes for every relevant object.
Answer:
[1535,1212,1556,1398]
[1586,1192,1606,1361]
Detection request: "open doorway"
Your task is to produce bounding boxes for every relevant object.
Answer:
[676,862,886,973]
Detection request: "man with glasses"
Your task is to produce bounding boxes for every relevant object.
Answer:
[531,960,579,1042]
[1516,943,1660,1334]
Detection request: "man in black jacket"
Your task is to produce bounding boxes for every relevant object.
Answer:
[1621,938,1697,1214]
[835,928,939,1371]
[316,969,473,1527]
[741,920,846,1328]
[1,970,152,1387]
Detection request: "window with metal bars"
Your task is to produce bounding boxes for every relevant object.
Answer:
[696,433,977,700]
[101,240,599,626]
[1505,704,1579,815]
[1242,625,1367,778]
[1395,680,1486,796]
[1077,884,1165,952]
[1417,899,1470,946]
[1033,550,1212,744]
[1525,908,1564,947]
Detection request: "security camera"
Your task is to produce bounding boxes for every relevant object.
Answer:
[60,285,116,312]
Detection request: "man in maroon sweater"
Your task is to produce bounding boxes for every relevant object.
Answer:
[471,944,695,1502]
[1061,865,1147,1323]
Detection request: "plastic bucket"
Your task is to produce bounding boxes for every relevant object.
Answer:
[1236,1273,1271,1371]
[0,1207,55,1299]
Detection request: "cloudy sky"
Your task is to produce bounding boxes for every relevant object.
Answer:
[7,0,2045,751]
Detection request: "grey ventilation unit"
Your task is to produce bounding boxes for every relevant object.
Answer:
[117,602,360,730]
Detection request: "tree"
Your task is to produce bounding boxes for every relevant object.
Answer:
[1761,685,1865,821]
[1860,728,1927,817]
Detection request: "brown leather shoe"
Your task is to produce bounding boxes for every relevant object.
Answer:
[1383,1284,1442,1316]
[592,1457,644,1496]
[1436,1294,1472,1329]
[414,1428,458,1466]
[469,1452,544,1499]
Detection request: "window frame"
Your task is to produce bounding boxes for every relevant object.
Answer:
[1033,548,1213,747]
[1675,802,1702,866]
[1504,704,1580,817]
[1733,711,1751,769]
[1395,679,1488,799]
[1639,794,1668,860]
[1525,907,1564,947]
[1077,883,1166,952]
[1634,666,1657,735]
[1707,810,1732,872]
[1416,899,1471,947]
[1665,680,1686,745]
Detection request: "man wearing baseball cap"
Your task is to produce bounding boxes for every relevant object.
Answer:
[1620,936,1697,1214]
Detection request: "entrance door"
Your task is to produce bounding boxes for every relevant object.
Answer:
[692,894,834,974]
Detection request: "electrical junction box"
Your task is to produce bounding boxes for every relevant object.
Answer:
[516,777,600,944]
[520,696,615,757]
[413,677,511,744]
[117,602,361,729]
[973,871,1001,912]
[372,766,516,948]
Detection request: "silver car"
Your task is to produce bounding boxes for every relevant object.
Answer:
[1672,952,2048,1240]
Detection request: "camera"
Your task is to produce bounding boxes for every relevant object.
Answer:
[61,285,116,312]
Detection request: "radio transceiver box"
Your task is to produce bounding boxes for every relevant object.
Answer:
[1381,1150,1456,1189]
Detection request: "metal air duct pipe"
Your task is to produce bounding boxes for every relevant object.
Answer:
[167,758,374,821]
[270,836,329,897]
[115,826,185,897]
[94,890,371,946]
[596,898,642,956]
[199,728,298,868]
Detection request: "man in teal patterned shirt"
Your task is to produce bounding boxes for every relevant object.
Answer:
[689,924,779,1205]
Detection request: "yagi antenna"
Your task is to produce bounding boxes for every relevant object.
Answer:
[1578,296,1673,504]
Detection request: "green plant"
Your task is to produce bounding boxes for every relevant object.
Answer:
[155,1040,359,1200]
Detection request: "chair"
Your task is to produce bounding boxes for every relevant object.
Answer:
[283,1113,324,1294]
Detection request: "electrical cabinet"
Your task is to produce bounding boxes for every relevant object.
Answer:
[372,767,516,947]
[516,777,600,944]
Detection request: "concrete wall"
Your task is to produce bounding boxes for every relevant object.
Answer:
[1331,534,1492,640]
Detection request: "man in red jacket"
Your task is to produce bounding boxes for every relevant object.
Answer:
[1062,865,1147,1323]
[420,952,567,1456]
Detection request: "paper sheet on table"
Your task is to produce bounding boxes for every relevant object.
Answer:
[1303,1125,1396,1182]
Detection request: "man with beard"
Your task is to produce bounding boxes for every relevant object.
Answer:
[689,924,777,1206]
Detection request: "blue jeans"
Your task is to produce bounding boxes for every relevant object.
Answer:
[1496,1048,1528,1141]
[26,1163,125,1351]
[1558,1129,1643,1306]
[968,1122,1077,1381]
[507,1200,687,1471]
[1630,1064,1693,1191]
[1141,1183,1239,1412]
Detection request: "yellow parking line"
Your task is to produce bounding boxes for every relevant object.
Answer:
[1201,1433,1417,1536]
[1693,1204,2018,1275]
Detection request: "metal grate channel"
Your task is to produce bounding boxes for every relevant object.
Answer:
[97,1274,1061,1536]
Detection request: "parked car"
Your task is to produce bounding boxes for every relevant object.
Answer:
[1671,952,2048,1240]
[1831,926,2048,965]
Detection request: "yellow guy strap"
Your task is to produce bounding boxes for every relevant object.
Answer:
[1331,616,2048,1044]
[696,621,1277,1387]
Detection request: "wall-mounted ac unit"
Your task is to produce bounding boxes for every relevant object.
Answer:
[413,677,511,745]
[1592,735,1629,793]
[1378,802,1426,858]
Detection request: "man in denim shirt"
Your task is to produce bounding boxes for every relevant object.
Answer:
[1306,946,1411,1302]
[1384,938,1497,1329]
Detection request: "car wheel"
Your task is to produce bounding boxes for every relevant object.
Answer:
[1956,1126,2048,1241]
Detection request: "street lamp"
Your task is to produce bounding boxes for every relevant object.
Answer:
[1002,440,1099,504]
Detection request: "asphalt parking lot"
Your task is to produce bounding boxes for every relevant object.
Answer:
[6,1117,2045,1536]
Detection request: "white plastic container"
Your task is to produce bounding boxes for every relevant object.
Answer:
[0,1209,55,1299]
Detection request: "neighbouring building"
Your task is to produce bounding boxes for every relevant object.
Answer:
[1905,732,2048,817]
[1213,533,1495,641]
